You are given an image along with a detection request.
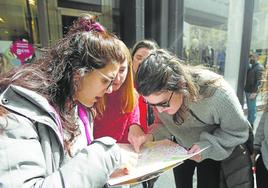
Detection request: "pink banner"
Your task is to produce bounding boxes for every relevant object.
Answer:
[10,40,35,64]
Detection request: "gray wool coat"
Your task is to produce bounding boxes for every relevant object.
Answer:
[0,85,121,188]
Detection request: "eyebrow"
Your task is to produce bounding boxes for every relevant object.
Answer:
[151,100,168,106]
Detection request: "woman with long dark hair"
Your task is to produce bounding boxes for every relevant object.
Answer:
[135,49,253,188]
[0,14,131,188]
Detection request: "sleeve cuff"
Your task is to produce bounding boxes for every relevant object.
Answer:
[92,136,117,146]
[195,140,212,160]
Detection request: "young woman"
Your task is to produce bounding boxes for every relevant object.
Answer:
[132,39,159,130]
[132,40,159,74]
[131,40,159,188]
[94,40,147,153]
[135,49,253,188]
[0,14,132,188]
[254,68,268,188]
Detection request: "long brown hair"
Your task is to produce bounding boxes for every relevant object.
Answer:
[0,14,125,154]
[135,49,221,125]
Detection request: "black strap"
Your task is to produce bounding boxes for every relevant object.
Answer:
[147,104,155,126]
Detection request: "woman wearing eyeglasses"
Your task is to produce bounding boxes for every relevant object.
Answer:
[94,40,147,157]
[135,49,253,188]
[0,14,137,188]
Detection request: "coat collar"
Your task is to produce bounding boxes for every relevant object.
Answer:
[0,84,64,146]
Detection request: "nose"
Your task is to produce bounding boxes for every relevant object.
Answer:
[113,74,120,84]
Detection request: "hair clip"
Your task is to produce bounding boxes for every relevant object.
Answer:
[79,20,104,32]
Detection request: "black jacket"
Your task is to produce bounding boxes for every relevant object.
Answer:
[244,62,264,93]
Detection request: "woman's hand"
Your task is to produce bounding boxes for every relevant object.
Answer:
[188,144,202,162]
[128,124,147,152]
[110,143,139,178]
[110,167,129,178]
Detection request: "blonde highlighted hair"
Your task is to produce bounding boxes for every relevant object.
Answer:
[96,41,137,115]
[118,41,137,113]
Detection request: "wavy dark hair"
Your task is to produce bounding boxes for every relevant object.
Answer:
[135,49,220,125]
[0,14,125,153]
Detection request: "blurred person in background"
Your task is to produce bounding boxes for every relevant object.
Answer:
[245,53,264,128]
[0,53,12,74]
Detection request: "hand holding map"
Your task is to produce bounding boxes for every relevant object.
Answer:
[108,139,207,186]
[110,144,139,178]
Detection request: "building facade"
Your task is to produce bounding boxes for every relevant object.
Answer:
[0,0,268,105]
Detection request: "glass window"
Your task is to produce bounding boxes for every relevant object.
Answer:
[0,0,39,69]
[0,0,39,44]
[251,0,268,67]
[57,0,121,38]
[183,0,229,76]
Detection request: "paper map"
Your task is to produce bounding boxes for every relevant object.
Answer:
[108,139,207,186]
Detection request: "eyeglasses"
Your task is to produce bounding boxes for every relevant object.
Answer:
[148,91,174,108]
[92,67,114,90]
